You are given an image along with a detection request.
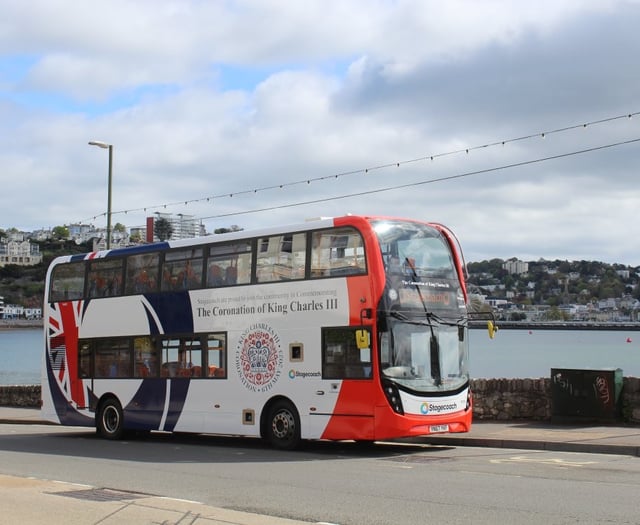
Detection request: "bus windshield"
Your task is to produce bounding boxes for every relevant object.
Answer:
[380,317,468,392]
[372,219,469,393]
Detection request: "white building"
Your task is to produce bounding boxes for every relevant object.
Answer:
[145,213,206,242]
[503,259,529,275]
[67,223,96,244]
[24,307,42,320]
[0,237,42,267]
[2,303,22,319]
[92,236,129,252]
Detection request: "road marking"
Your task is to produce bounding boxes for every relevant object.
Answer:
[490,455,597,468]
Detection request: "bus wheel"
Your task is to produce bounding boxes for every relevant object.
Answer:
[97,398,124,440]
[266,400,300,450]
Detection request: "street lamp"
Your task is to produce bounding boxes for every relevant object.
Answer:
[88,141,113,249]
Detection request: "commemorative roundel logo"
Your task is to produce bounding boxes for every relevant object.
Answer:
[236,323,283,392]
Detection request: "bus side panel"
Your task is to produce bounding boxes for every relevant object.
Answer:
[186,280,353,438]
[42,300,95,426]
[125,378,190,432]
[319,380,377,440]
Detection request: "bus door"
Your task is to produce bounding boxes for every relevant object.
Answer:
[320,325,376,440]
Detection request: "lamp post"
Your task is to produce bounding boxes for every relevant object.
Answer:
[88,141,113,249]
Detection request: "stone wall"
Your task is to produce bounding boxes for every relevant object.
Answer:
[2,380,640,424]
[621,377,640,423]
[0,385,41,407]
[471,378,551,421]
[470,377,640,424]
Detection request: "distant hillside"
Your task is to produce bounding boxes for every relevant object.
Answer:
[2,249,638,310]
[467,258,638,306]
[0,240,91,308]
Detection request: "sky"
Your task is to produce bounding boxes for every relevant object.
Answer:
[1,0,640,266]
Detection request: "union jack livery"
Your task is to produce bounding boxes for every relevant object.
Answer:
[42,215,474,449]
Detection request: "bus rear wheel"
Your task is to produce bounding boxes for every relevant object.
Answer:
[97,398,124,440]
[266,400,300,450]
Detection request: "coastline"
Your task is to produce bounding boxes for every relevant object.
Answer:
[4,319,638,331]
[0,320,42,331]
[470,321,640,331]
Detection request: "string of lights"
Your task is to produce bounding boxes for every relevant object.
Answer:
[197,137,640,219]
[77,111,639,224]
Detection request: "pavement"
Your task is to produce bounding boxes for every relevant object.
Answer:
[1,407,639,524]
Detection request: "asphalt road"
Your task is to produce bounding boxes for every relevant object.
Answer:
[0,424,639,524]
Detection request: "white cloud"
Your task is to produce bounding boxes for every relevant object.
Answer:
[1,0,640,265]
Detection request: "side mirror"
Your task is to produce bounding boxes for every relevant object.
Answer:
[487,320,498,339]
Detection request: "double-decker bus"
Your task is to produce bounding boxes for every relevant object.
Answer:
[42,215,475,449]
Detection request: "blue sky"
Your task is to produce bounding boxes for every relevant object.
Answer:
[2,0,640,265]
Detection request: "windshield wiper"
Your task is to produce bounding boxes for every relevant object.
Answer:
[389,310,409,321]
[404,258,441,386]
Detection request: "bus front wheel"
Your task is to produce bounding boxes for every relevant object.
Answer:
[266,400,301,450]
[97,398,124,440]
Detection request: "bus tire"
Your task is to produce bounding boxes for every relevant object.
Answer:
[96,397,125,440]
[266,400,301,450]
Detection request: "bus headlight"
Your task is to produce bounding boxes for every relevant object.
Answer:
[383,381,404,415]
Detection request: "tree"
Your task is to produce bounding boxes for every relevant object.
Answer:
[543,306,567,321]
[154,217,173,241]
[0,264,24,279]
[113,222,126,233]
[52,225,69,240]
[129,231,143,243]
[214,225,244,234]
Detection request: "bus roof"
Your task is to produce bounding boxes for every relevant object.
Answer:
[47,214,440,267]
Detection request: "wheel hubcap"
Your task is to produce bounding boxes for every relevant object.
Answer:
[103,406,119,433]
[272,410,294,439]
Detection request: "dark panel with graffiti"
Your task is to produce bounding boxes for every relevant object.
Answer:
[551,368,623,421]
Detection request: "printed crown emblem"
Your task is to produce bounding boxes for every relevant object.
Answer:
[247,341,269,372]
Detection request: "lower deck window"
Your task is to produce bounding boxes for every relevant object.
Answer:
[95,339,131,378]
[322,327,372,379]
[78,332,227,380]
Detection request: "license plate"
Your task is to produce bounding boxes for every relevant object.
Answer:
[429,424,449,434]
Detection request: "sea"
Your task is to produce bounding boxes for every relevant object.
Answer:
[0,329,42,386]
[0,327,639,386]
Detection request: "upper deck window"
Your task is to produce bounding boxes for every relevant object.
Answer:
[49,262,85,302]
[125,253,160,295]
[373,220,455,280]
[87,259,124,298]
[207,242,252,287]
[256,233,306,282]
[373,220,461,312]
[310,227,366,278]
[161,248,203,292]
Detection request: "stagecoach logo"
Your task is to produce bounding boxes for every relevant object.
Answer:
[420,401,458,414]
[236,323,283,392]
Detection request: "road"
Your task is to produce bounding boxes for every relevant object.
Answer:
[0,424,639,524]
